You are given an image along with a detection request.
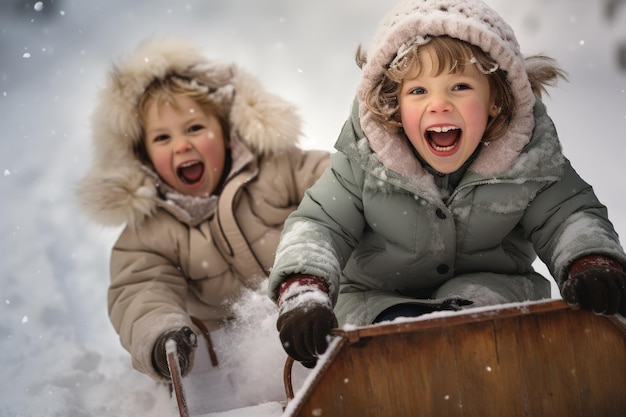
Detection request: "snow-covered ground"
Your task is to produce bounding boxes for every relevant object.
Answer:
[1,1,625,416]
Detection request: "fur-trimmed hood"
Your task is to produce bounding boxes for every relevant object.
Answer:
[77,37,303,228]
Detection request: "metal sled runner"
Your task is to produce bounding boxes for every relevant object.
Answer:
[283,299,626,417]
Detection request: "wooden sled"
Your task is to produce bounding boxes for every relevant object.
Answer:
[283,299,626,417]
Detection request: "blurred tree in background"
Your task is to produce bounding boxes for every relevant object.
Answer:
[604,0,626,71]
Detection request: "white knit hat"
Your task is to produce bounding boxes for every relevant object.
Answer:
[357,0,536,176]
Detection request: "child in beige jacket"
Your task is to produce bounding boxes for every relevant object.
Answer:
[77,37,329,382]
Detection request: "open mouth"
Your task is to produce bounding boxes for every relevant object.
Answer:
[176,160,205,185]
[426,126,461,153]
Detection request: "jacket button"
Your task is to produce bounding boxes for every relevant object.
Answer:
[437,264,450,274]
[436,208,447,219]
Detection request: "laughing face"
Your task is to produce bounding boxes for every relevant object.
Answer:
[398,46,499,174]
[143,93,227,197]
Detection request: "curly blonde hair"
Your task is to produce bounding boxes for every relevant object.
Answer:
[356,36,566,143]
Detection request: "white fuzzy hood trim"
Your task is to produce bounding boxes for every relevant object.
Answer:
[77,37,302,228]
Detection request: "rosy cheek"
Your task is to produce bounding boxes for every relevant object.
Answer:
[152,153,171,176]
[469,99,490,119]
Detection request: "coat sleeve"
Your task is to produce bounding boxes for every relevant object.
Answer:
[108,213,193,381]
[268,151,367,305]
[521,159,626,287]
[282,147,331,202]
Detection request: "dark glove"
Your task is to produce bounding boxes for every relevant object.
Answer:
[152,326,198,379]
[276,275,338,368]
[562,256,626,316]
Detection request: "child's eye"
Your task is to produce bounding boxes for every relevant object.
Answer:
[153,134,170,143]
[409,87,426,95]
[188,124,205,133]
[452,83,471,91]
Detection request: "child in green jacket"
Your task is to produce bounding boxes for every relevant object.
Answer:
[268,0,626,368]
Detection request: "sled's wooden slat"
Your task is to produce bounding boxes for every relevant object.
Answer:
[517,311,582,416]
[285,300,626,417]
[569,311,626,417]
[453,321,523,415]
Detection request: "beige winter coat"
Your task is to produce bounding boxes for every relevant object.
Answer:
[77,38,329,380]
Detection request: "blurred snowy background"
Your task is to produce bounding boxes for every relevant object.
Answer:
[1,0,625,416]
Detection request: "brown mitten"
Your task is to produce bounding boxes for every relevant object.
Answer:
[152,326,198,379]
[276,275,337,368]
[562,256,626,315]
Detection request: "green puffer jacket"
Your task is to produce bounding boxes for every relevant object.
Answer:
[268,100,626,326]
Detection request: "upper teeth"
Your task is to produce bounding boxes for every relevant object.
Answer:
[428,126,459,133]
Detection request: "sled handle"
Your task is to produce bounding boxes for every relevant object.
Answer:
[167,339,190,417]
[282,331,345,403]
[283,356,295,400]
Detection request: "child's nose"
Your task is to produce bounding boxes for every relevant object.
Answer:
[174,137,193,153]
[427,93,452,113]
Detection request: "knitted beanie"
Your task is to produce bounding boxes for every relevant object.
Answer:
[357,0,536,176]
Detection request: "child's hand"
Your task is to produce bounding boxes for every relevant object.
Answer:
[152,326,198,379]
[562,256,626,316]
[276,275,338,368]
